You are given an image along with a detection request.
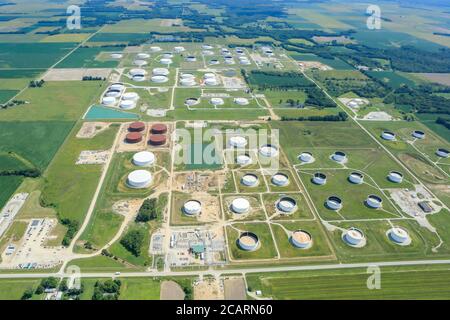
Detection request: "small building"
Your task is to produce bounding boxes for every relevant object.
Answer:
[418,201,433,213]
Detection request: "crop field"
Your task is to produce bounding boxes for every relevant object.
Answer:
[56,46,120,68]
[366,71,417,89]
[0,176,23,209]
[290,53,354,70]
[246,265,450,299]
[0,42,77,68]
[0,81,105,121]
[0,89,18,103]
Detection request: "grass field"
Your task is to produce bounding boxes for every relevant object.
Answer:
[56,46,120,68]
[0,279,42,300]
[0,81,105,121]
[246,265,450,299]
[0,89,18,103]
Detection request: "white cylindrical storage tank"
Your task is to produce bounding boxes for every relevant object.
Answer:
[236,154,252,166]
[185,56,196,62]
[203,73,216,79]
[326,196,343,210]
[298,152,314,164]
[110,53,123,59]
[153,68,169,76]
[238,232,259,251]
[229,136,247,148]
[259,144,279,158]
[183,200,202,216]
[343,228,365,246]
[349,172,364,184]
[150,46,162,52]
[110,83,125,91]
[312,172,327,185]
[134,59,148,67]
[388,171,403,183]
[133,151,155,166]
[205,78,218,86]
[136,53,150,59]
[277,197,297,214]
[122,92,139,101]
[120,100,136,110]
[239,59,251,65]
[210,97,224,106]
[381,131,396,141]
[174,46,185,53]
[184,97,199,106]
[332,151,347,163]
[271,173,289,187]
[224,58,235,65]
[162,52,173,59]
[102,96,116,106]
[389,227,410,244]
[160,58,172,65]
[436,148,449,158]
[241,174,259,187]
[127,170,152,188]
[412,130,425,139]
[291,230,312,249]
[348,101,358,108]
[366,195,383,209]
[180,78,196,86]
[130,68,147,76]
[202,50,214,56]
[151,75,169,83]
[234,97,249,105]
[209,59,220,65]
[231,198,250,214]
[235,48,245,55]
[105,90,121,98]
[180,73,194,80]
[132,75,146,82]
[202,44,213,50]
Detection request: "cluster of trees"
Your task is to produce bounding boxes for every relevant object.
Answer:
[120,229,145,257]
[136,198,159,222]
[82,76,106,81]
[384,85,450,115]
[304,87,336,108]
[92,279,121,300]
[0,100,25,109]
[29,79,45,88]
[436,117,450,129]
[61,218,79,247]
[281,112,348,122]
[0,168,40,178]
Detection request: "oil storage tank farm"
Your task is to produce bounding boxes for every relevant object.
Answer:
[366,195,383,209]
[271,173,289,186]
[388,171,403,183]
[298,152,314,164]
[132,151,155,166]
[231,198,250,214]
[183,200,202,216]
[290,230,312,249]
[127,170,152,188]
[238,232,259,251]
[276,196,297,214]
[241,173,259,187]
[312,172,327,185]
[348,172,364,184]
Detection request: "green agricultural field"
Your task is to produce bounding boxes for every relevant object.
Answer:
[0,42,77,68]
[119,278,161,300]
[0,89,18,103]
[0,279,43,300]
[0,121,74,170]
[66,256,129,273]
[246,265,450,299]
[56,46,120,68]
[366,71,416,89]
[416,113,450,142]
[0,82,106,121]
[41,124,119,225]
[0,69,44,79]
[290,53,354,70]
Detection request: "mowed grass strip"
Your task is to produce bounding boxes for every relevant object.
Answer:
[247,267,450,299]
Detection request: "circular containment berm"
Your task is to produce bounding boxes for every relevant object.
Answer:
[231,198,250,214]
[366,194,383,209]
[234,97,249,106]
[343,228,365,247]
[148,134,167,146]
[436,148,450,158]
[241,173,259,187]
[238,232,259,251]
[125,132,142,144]
[290,230,312,249]
[326,196,343,211]
[259,144,279,158]
[185,97,199,106]
[312,172,327,185]
[128,121,145,132]
[210,97,224,106]
[388,227,411,245]
[388,171,403,183]
[298,152,314,164]
[276,196,297,214]
[132,151,155,167]
[332,151,347,163]
[271,173,289,187]
[229,136,247,148]
[183,200,202,216]
[348,172,364,184]
[236,154,252,166]
[127,170,152,188]
[151,123,168,134]
[381,130,396,141]
[412,130,425,139]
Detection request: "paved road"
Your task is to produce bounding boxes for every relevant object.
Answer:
[1,258,450,279]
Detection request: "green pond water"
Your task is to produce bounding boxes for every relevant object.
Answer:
[84,105,139,120]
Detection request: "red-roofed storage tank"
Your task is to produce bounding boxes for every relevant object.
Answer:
[149,134,167,146]
[126,132,143,143]
[151,123,167,134]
